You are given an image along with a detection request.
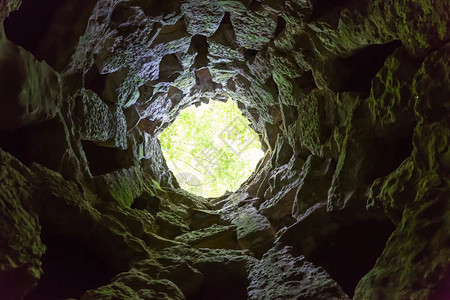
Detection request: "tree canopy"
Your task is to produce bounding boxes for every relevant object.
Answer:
[158,98,264,198]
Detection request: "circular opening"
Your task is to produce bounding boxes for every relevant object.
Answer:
[158,98,264,198]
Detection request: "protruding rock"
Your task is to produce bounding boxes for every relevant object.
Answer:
[0,150,45,300]
[175,224,238,249]
[156,211,190,239]
[94,167,145,208]
[293,155,334,218]
[74,89,127,148]
[232,205,275,256]
[81,270,185,300]
[219,1,277,50]
[248,246,350,300]
[0,37,61,130]
[355,191,450,299]
[189,208,222,230]
[181,0,224,36]
[134,257,204,297]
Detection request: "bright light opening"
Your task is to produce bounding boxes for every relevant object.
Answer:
[158,98,264,198]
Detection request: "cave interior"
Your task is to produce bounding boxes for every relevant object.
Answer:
[0,0,450,299]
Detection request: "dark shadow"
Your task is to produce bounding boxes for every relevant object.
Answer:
[364,131,414,183]
[81,140,134,176]
[186,266,249,300]
[297,70,317,89]
[209,12,237,49]
[337,40,402,96]
[429,268,450,300]
[159,54,183,82]
[0,118,68,171]
[3,0,96,71]
[142,0,180,18]
[274,16,286,39]
[311,0,368,21]
[190,35,210,70]
[85,65,108,97]
[25,226,115,300]
[309,218,395,297]
[244,49,259,57]
[132,191,161,214]
[0,129,26,163]
[111,2,136,25]
[3,0,62,55]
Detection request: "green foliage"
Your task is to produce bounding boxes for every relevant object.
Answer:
[158,99,264,198]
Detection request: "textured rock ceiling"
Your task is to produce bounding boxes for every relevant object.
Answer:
[0,0,449,299]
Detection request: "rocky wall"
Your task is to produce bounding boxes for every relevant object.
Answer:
[0,0,449,299]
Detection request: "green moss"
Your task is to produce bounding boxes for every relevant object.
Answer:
[83,282,137,299]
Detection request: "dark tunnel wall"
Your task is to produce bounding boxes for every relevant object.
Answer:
[0,0,449,299]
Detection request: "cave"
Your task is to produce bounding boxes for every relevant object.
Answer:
[81,140,135,176]
[0,0,449,300]
[25,226,115,300]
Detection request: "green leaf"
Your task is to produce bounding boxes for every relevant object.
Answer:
[158,98,264,198]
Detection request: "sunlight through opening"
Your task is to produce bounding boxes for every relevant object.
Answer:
[158,98,264,198]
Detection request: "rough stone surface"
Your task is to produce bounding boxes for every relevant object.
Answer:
[248,246,350,300]
[0,32,61,130]
[74,89,127,148]
[156,211,190,239]
[188,208,222,230]
[82,270,185,300]
[0,150,45,300]
[355,190,450,300]
[293,155,334,218]
[94,166,145,208]
[228,204,276,256]
[31,164,153,272]
[0,0,21,19]
[0,0,449,299]
[181,0,224,37]
[133,257,203,298]
[175,224,238,249]
[159,245,257,298]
